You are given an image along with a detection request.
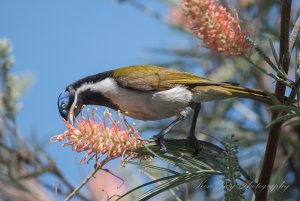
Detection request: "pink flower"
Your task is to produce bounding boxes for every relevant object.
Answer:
[169,7,191,31]
[183,0,251,56]
[50,109,149,166]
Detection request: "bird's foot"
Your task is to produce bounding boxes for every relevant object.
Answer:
[187,136,203,155]
[151,134,167,154]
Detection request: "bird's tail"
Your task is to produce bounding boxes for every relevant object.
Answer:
[191,84,272,104]
[221,85,272,104]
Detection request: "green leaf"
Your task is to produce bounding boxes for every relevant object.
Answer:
[143,145,179,166]
[269,39,279,66]
[243,56,292,87]
[119,142,220,201]
[134,171,214,201]
[158,154,203,171]
[268,105,299,112]
[267,113,299,128]
[125,161,180,175]
[254,44,285,77]
[116,174,180,201]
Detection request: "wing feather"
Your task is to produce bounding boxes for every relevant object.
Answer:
[112,65,211,91]
[111,65,271,104]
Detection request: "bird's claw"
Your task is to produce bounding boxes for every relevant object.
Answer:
[151,134,167,154]
[187,136,203,155]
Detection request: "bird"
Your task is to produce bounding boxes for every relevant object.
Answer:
[58,65,271,153]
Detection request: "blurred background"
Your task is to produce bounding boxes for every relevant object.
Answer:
[1,0,300,200]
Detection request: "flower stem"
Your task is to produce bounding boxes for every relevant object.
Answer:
[65,160,108,201]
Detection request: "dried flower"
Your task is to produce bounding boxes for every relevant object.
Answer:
[183,0,251,55]
[50,109,149,166]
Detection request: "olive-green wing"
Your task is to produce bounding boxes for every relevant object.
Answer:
[112,65,211,91]
[112,65,272,104]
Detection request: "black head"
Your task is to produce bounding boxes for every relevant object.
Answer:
[58,70,119,122]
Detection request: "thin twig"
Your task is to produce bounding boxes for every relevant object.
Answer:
[65,160,108,201]
[52,167,90,201]
[243,56,292,87]
[256,1,292,201]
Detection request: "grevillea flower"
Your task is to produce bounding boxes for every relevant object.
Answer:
[183,0,252,56]
[169,7,191,31]
[50,109,149,166]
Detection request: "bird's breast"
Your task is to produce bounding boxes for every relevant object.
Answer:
[98,79,193,120]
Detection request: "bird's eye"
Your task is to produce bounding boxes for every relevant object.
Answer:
[61,103,67,109]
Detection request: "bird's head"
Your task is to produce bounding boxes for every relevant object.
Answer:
[58,70,120,123]
[57,88,78,122]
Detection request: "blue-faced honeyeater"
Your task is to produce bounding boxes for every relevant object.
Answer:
[58,65,271,152]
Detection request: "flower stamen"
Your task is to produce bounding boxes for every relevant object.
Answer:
[50,109,149,166]
[183,0,252,56]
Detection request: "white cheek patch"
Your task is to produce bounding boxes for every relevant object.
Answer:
[74,82,92,102]
[71,78,118,112]
[74,78,118,103]
[72,83,90,110]
[75,77,119,95]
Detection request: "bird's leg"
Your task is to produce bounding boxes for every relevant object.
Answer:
[187,103,202,154]
[152,112,187,153]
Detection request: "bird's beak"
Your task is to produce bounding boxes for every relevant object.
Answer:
[68,112,74,125]
[67,103,82,125]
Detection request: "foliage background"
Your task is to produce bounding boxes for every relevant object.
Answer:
[1,0,300,201]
